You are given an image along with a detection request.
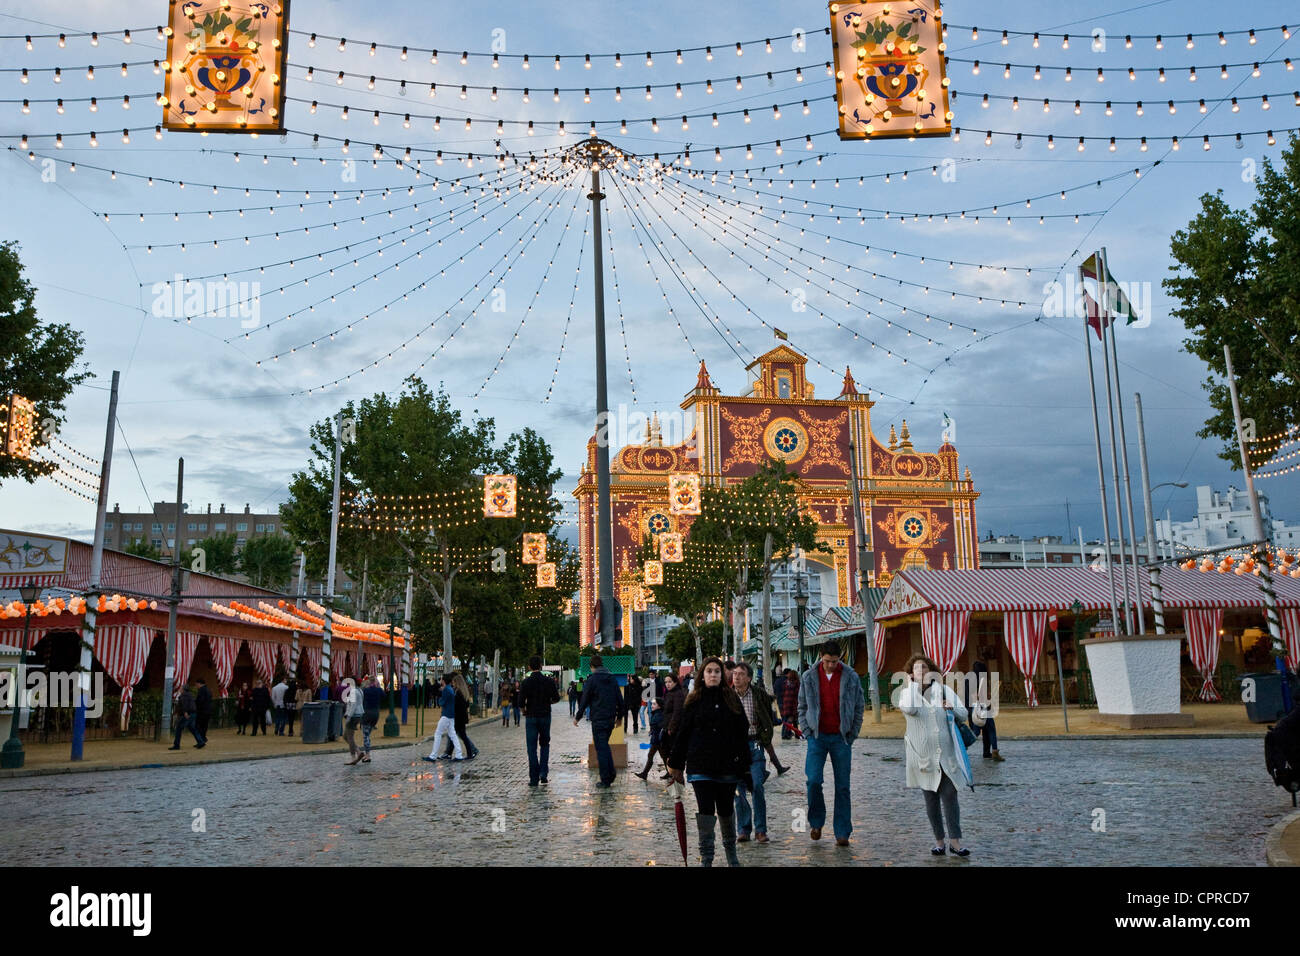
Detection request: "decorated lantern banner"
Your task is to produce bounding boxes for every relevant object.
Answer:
[562,597,573,615]
[644,560,663,585]
[668,473,701,515]
[1,394,36,460]
[162,0,291,133]
[522,532,547,565]
[634,588,648,612]
[659,532,684,563]
[829,1,952,140]
[537,562,557,588]
[484,474,517,517]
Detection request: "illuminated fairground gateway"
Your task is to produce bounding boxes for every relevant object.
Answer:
[574,345,980,647]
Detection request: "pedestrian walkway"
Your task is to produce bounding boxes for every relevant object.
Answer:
[0,703,1289,866]
[853,701,1264,738]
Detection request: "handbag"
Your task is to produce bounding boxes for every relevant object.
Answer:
[956,719,977,750]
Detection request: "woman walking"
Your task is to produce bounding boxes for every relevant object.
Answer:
[343,679,367,766]
[442,673,479,759]
[234,682,252,734]
[500,679,513,727]
[667,657,750,867]
[359,675,384,763]
[635,671,683,780]
[898,654,972,857]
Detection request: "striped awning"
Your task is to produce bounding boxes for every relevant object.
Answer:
[874,567,1300,620]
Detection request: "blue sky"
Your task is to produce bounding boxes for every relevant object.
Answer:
[2,0,1298,548]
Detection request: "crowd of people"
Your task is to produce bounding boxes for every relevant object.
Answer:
[564,640,996,866]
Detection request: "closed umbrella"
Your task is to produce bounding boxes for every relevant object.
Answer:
[945,709,975,792]
[670,779,689,865]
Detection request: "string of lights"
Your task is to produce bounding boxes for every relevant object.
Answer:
[952,87,1299,116]
[294,180,569,394]
[542,200,590,403]
[472,179,585,396]
[252,182,553,359]
[947,24,1292,48]
[604,197,639,401]
[947,54,1294,82]
[945,124,1296,152]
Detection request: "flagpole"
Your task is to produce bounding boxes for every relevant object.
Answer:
[1082,267,1121,633]
[1096,252,1134,635]
[1100,247,1147,634]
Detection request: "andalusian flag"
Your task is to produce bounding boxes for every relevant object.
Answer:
[1081,253,1139,324]
[1083,289,1111,340]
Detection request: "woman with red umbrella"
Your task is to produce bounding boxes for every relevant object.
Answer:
[667,657,750,867]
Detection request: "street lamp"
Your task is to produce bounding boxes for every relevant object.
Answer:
[794,574,809,674]
[1,581,42,769]
[383,599,401,738]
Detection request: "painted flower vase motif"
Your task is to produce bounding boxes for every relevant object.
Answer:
[864,59,920,102]
[195,48,254,109]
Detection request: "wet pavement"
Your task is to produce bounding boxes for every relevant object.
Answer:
[0,704,1288,866]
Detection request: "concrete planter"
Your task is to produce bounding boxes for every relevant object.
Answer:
[1081,632,1195,728]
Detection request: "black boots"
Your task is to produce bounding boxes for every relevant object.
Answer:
[696,813,716,867]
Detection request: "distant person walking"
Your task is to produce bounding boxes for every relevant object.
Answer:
[168,680,206,750]
[969,647,1004,761]
[424,676,465,762]
[797,641,865,847]
[235,682,252,734]
[194,678,212,743]
[271,676,288,735]
[780,668,800,739]
[343,679,366,766]
[624,675,642,735]
[283,677,298,736]
[511,679,522,726]
[573,654,626,787]
[899,654,972,857]
[359,675,384,763]
[520,656,560,786]
[634,670,680,780]
[667,657,750,867]
[567,681,579,717]
[249,679,272,737]
[449,673,479,759]
[500,680,514,727]
[731,662,774,844]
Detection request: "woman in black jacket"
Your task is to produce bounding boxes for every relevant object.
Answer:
[635,671,685,781]
[667,658,750,867]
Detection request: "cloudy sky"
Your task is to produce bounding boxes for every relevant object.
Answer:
[3,0,1298,549]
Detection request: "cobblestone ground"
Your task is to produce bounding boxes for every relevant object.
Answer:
[0,705,1288,866]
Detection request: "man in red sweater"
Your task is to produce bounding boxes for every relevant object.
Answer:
[797,641,866,846]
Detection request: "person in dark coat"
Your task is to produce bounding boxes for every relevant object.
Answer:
[635,670,683,780]
[623,675,642,734]
[283,677,299,736]
[573,654,626,787]
[235,682,252,734]
[249,679,272,737]
[567,681,579,717]
[441,673,478,759]
[194,678,213,742]
[967,646,1004,761]
[780,668,801,739]
[667,657,750,866]
[519,656,560,786]
[169,681,206,749]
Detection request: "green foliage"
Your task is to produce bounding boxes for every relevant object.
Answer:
[1164,133,1300,464]
[664,619,723,663]
[122,538,162,561]
[0,240,92,487]
[239,533,297,590]
[181,532,239,576]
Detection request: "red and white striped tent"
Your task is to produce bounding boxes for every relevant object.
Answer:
[873,567,1300,705]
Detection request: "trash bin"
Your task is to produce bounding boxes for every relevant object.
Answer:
[1242,672,1288,723]
[300,701,328,744]
[328,699,344,740]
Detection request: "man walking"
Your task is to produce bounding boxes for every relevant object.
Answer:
[520,655,560,787]
[168,680,205,750]
[732,662,774,844]
[423,675,464,762]
[194,677,213,744]
[249,678,272,737]
[573,654,626,787]
[271,674,289,735]
[797,641,865,846]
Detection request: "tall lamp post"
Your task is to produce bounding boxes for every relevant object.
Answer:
[383,600,401,738]
[794,575,808,674]
[1,581,41,769]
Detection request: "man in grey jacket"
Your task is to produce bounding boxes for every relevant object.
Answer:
[797,641,865,846]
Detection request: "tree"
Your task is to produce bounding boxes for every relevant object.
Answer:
[239,534,297,591]
[664,619,723,664]
[181,533,239,577]
[282,377,566,675]
[122,538,162,561]
[1164,133,1300,465]
[0,240,93,487]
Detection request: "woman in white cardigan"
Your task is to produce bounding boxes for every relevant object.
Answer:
[898,654,973,857]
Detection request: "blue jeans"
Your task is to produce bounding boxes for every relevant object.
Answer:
[591,722,615,785]
[735,740,767,835]
[512,704,521,726]
[805,732,853,839]
[525,715,552,784]
[977,717,998,756]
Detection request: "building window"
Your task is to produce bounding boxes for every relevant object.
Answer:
[266,523,275,532]
[237,538,246,546]
[151,539,162,549]
[187,522,197,531]
[199,523,208,532]
[256,523,265,533]
[187,539,196,546]
[236,522,248,532]
[134,522,144,531]
[105,521,114,530]
[167,539,175,548]
[152,523,162,532]
[167,523,175,532]
[342,581,353,590]
[215,523,226,531]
